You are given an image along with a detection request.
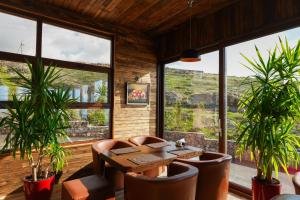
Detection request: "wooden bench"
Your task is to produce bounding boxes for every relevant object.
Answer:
[61,175,115,200]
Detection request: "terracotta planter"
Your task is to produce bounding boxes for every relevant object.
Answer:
[252,177,281,200]
[23,174,55,200]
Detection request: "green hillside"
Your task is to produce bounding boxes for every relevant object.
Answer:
[164,67,248,140]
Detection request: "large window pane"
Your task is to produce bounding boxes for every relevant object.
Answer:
[0,60,30,101]
[52,67,108,103]
[65,109,110,142]
[0,12,36,55]
[42,24,111,66]
[163,51,219,152]
[226,27,300,194]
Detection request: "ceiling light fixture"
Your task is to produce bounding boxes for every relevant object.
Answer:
[180,0,200,62]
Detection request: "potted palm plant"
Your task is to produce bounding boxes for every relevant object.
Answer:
[236,38,300,200]
[0,61,75,200]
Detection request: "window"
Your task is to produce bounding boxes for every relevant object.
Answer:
[0,61,30,101]
[53,68,108,103]
[226,27,300,194]
[42,24,111,66]
[163,51,219,152]
[0,12,36,55]
[0,11,113,146]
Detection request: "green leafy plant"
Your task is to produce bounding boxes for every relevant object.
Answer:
[95,84,107,103]
[0,61,75,181]
[87,110,107,126]
[236,38,300,183]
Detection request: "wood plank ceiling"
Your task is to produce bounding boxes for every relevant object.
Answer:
[31,0,238,36]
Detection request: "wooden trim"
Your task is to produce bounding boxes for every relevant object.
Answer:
[36,18,42,59]
[0,101,110,109]
[42,57,111,73]
[0,51,35,63]
[109,36,115,139]
[0,101,13,109]
[0,138,100,158]
[218,47,227,154]
[68,103,111,109]
[229,182,252,199]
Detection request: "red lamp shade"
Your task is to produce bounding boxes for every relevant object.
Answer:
[180,49,201,62]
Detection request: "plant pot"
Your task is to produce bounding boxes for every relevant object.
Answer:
[23,174,55,200]
[252,177,281,200]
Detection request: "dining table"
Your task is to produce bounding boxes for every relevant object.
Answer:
[98,141,203,173]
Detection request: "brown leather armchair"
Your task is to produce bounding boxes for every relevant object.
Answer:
[176,152,232,200]
[92,139,135,190]
[124,162,198,200]
[128,135,167,177]
[128,135,167,146]
[293,172,300,194]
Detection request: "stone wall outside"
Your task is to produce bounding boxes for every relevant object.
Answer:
[0,121,109,140]
[164,131,236,160]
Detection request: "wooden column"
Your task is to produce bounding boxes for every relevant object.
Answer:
[156,63,164,139]
[219,47,227,153]
[36,18,42,60]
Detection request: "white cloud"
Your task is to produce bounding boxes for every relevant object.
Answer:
[0,12,36,55]
[42,24,111,64]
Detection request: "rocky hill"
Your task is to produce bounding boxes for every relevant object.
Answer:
[165,67,247,111]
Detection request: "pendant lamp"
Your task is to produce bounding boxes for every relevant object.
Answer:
[180,1,200,62]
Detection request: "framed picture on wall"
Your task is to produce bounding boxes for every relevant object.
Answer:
[126,83,150,105]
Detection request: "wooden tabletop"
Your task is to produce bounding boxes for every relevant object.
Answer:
[99,142,203,173]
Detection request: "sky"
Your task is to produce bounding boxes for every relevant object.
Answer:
[0,12,111,65]
[166,26,300,77]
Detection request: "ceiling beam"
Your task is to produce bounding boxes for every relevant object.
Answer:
[0,0,133,37]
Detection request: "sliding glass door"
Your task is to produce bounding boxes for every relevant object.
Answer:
[163,51,219,152]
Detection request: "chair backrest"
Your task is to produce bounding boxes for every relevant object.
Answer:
[293,172,300,195]
[91,139,134,174]
[124,162,198,200]
[128,135,166,146]
[176,152,232,200]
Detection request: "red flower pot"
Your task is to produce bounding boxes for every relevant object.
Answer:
[23,174,55,200]
[252,177,281,200]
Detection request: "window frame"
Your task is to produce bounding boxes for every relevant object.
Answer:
[0,10,114,141]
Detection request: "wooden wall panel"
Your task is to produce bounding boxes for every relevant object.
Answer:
[157,0,300,62]
[113,31,157,139]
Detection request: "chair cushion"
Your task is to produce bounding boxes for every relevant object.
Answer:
[62,175,114,200]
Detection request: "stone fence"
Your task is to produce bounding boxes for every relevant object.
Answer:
[164,131,237,160]
[0,121,109,139]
